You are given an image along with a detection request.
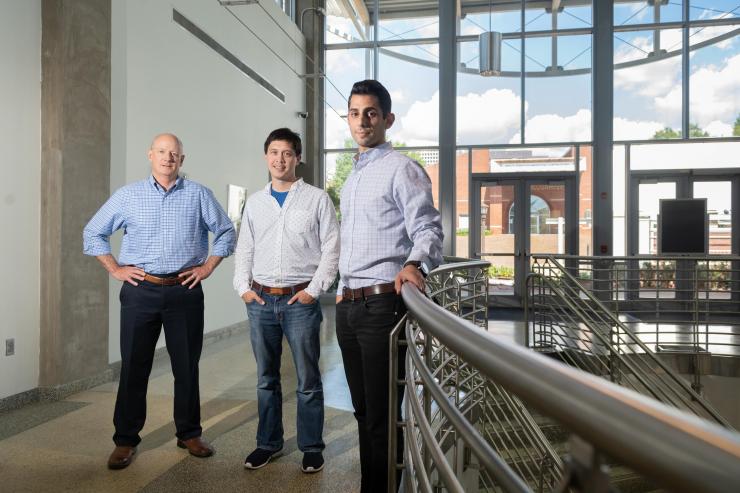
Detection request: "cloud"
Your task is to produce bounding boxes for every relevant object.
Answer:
[614,32,682,98]
[393,89,521,145]
[705,120,733,137]
[613,117,665,140]
[324,108,349,149]
[655,53,740,127]
[325,49,361,74]
[390,90,404,103]
[511,109,591,143]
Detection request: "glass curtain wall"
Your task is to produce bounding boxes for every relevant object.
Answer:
[614,1,740,257]
[322,1,740,258]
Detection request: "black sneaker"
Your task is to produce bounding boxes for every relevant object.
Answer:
[301,451,324,473]
[244,447,282,469]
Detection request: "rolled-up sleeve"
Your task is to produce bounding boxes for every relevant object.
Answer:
[83,190,126,256]
[201,188,236,257]
[393,161,444,270]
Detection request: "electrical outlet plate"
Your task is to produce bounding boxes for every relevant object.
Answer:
[5,338,14,356]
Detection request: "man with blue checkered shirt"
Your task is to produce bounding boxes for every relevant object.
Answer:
[83,133,236,470]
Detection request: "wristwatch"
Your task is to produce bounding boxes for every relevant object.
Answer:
[404,260,428,277]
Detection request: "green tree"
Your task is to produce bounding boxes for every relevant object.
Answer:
[733,115,740,137]
[325,139,428,211]
[653,123,709,139]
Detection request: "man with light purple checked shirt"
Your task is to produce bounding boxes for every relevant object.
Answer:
[335,80,444,492]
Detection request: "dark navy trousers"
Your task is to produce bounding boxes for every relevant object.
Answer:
[113,278,204,446]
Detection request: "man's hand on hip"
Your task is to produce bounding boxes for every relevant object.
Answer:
[112,265,146,286]
[179,264,213,289]
[241,291,265,305]
[288,290,315,305]
[395,265,425,294]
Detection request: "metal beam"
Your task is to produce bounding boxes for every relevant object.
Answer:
[439,0,456,255]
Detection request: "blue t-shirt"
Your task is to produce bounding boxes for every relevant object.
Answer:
[270,186,289,207]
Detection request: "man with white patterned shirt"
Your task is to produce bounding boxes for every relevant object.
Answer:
[336,80,444,492]
[83,133,236,469]
[234,128,339,473]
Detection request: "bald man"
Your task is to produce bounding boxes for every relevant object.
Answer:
[84,134,236,469]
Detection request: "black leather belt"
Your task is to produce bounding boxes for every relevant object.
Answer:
[342,282,397,301]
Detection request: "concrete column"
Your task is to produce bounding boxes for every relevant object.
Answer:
[296,0,324,187]
[40,0,111,388]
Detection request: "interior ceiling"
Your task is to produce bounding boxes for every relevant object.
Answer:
[328,1,642,21]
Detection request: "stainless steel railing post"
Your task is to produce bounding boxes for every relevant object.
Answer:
[388,314,408,492]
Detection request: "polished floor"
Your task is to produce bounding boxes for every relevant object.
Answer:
[0,301,358,493]
[0,301,525,493]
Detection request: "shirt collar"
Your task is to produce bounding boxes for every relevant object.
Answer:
[262,178,304,194]
[353,142,393,170]
[149,175,183,193]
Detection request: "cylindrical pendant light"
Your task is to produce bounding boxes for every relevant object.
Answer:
[479,31,502,76]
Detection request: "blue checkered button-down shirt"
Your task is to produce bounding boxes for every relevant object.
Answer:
[337,142,443,291]
[83,176,236,274]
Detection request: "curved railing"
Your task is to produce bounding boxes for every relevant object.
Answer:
[527,255,730,426]
[398,282,740,493]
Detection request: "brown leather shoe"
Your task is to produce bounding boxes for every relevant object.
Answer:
[176,437,215,458]
[107,445,136,470]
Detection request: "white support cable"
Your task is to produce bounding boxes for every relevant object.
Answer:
[216,0,347,120]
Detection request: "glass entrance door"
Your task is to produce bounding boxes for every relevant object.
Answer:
[473,178,573,306]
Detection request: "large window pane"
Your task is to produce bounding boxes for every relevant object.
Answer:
[524,0,592,31]
[614,29,682,140]
[324,48,373,148]
[379,5,438,41]
[690,1,740,21]
[480,183,516,296]
[379,44,439,146]
[460,1,521,36]
[525,35,591,143]
[614,0,682,26]
[325,2,373,44]
[694,181,732,255]
[638,182,676,255]
[689,30,740,138]
[630,141,740,170]
[457,38,522,145]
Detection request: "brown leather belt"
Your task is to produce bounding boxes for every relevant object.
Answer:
[251,280,310,296]
[342,282,397,301]
[143,273,181,286]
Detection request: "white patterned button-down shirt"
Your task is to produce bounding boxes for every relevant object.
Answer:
[233,178,340,298]
[337,142,443,291]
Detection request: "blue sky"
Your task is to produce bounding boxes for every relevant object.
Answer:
[323,2,740,149]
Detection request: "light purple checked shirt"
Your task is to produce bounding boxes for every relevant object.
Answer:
[337,142,443,292]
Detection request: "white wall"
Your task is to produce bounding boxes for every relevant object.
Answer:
[0,0,41,398]
[109,0,306,362]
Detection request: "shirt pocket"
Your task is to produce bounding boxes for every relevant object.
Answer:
[286,209,314,234]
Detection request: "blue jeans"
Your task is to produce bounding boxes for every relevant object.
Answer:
[246,293,325,453]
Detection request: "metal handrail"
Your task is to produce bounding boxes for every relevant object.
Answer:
[530,254,740,356]
[401,283,740,493]
[527,255,730,426]
[391,258,562,491]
